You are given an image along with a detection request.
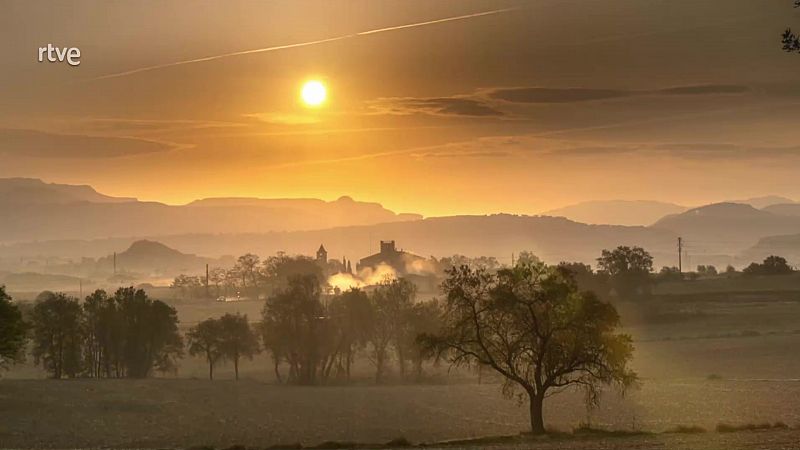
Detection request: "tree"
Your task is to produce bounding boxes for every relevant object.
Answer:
[558,262,610,299]
[596,246,654,300]
[400,299,442,380]
[218,313,260,380]
[235,253,261,293]
[187,318,224,380]
[696,265,717,276]
[261,274,326,384]
[368,278,416,382]
[516,251,541,265]
[171,275,202,300]
[423,262,636,434]
[783,1,800,53]
[262,253,322,295]
[743,255,794,276]
[327,288,374,381]
[82,289,114,378]
[114,287,183,378]
[208,267,227,298]
[31,292,83,378]
[0,286,28,370]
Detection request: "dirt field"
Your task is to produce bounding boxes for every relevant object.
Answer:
[2,375,800,449]
[4,292,800,449]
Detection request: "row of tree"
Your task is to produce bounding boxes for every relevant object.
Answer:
[260,275,439,385]
[1,287,182,378]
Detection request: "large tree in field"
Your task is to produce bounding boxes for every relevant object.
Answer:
[187,318,224,380]
[31,292,84,378]
[218,313,260,381]
[423,262,636,434]
[0,286,28,370]
[596,246,654,301]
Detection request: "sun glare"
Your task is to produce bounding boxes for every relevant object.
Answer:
[301,80,327,107]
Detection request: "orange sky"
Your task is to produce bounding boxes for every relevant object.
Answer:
[2,0,800,216]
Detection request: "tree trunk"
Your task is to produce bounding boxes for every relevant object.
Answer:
[234,357,240,381]
[209,361,214,380]
[529,391,546,435]
[273,358,283,384]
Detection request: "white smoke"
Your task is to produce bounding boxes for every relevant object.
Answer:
[327,263,398,292]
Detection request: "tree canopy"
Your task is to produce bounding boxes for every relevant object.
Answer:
[0,286,28,370]
[596,246,654,300]
[423,261,636,434]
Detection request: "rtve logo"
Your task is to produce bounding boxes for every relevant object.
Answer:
[38,44,81,66]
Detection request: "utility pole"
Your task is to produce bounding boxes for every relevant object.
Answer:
[79,279,83,298]
[113,252,117,275]
[677,237,683,272]
[205,264,210,299]
[511,252,515,266]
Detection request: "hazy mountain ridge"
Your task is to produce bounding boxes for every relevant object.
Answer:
[543,200,687,226]
[762,203,800,217]
[0,214,678,270]
[0,177,136,204]
[0,179,422,243]
[730,195,795,209]
[653,203,800,254]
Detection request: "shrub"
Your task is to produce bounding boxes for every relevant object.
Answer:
[666,425,706,434]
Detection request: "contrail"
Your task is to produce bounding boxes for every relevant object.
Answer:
[90,8,516,81]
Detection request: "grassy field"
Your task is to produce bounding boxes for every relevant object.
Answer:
[4,285,800,449]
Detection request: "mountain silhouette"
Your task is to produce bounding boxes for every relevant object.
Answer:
[95,240,215,275]
[0,178,135,204]
[653,203,800,252]
[543,200,687,226]
[0,179,421,243]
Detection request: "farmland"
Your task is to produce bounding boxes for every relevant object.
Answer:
[4,290,800,449]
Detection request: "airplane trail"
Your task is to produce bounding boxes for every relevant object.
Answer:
[90,8,517,81]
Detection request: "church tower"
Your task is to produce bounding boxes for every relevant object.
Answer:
[316,244,327,264]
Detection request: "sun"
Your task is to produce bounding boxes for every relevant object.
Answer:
[301,80,327,107]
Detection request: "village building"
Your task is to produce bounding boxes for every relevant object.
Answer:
[357,240,425,276]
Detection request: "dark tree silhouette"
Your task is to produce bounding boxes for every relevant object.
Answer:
[596,246,654,300]
[261,274,326,385]
[327,288,374,381]
[31,292,83,378]
[0,286,28,370]
[218,313,260,381]
[368,278,415,383]
[187,318,224,380]
[743,255,794,276]
[423,262,636,434]
[113,287,183,378]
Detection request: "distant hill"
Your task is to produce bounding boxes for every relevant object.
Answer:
[0,179,422,243]
[652,203,800,253]
[0,272,86,293]
[730,195,795,209]
[740,234,800,267]
[0,215,677,269]
[543,200,687,226]
[762,203,800,217]
[0,178,135,204]
[95,240,214,275]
